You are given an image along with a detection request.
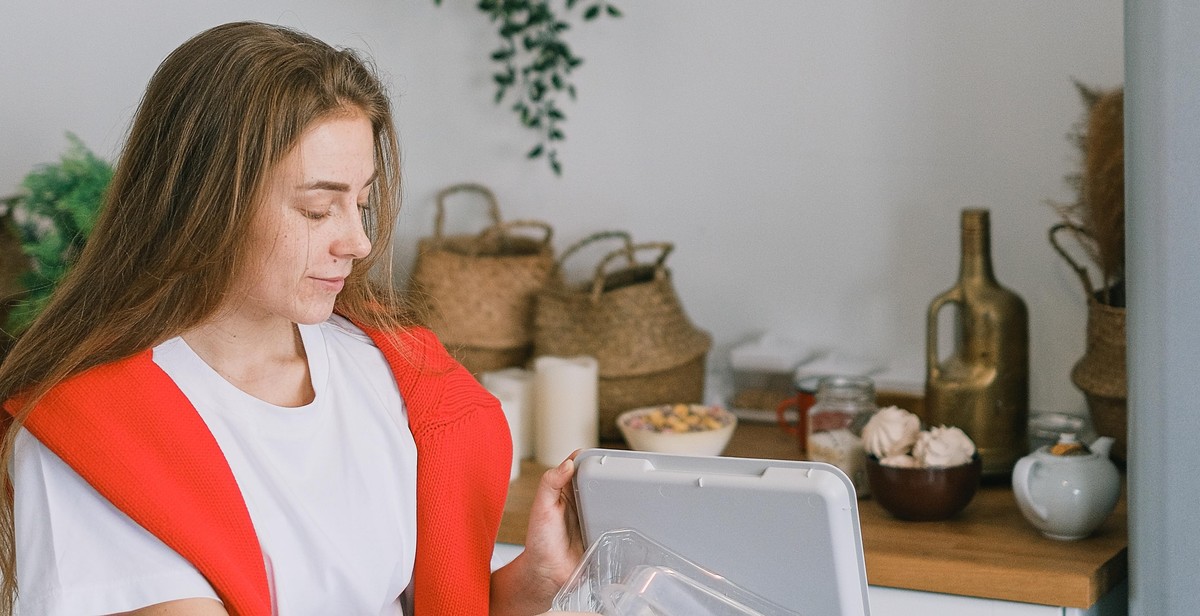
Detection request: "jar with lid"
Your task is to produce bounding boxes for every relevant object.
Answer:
[805,375,877,497]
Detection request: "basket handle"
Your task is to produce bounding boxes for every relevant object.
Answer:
[553,230,635,276]
[432,183,502,243]
[468,220,555,257]
[1049,223,1097,299]
[589,242,674,302]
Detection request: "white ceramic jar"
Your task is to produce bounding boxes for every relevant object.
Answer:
[1011,435,1121,540]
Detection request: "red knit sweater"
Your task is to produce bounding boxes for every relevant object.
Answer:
[6,325,511,615]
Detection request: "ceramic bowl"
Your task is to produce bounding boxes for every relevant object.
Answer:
[866,453,982,521]
[616,404,737,456]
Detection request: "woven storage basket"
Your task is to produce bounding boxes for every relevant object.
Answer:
[535,235,712,441]
[408,183,555,375]
[1050,223,1127,462]
[0,201,28,357]
[1071,298,1127,461]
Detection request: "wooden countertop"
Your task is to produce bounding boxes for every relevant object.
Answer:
[499,422,1127,609]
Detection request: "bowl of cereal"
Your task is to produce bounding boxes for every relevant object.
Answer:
[616,403,737,456]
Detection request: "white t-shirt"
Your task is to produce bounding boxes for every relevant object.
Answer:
[12,316,419,615]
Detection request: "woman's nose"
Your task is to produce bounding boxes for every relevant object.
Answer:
[336,211,372,260]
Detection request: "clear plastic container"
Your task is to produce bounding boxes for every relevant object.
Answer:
[552,528,800,616]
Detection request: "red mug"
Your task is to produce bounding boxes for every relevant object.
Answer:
[775,376,823,455]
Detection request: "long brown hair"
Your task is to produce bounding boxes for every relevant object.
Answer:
[0,21,410,611]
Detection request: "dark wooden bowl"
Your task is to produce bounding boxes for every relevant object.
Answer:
[866,453,982,521]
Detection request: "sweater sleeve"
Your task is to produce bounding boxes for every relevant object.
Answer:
[368,326,512,616]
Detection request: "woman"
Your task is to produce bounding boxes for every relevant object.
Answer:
[0,21,586,616]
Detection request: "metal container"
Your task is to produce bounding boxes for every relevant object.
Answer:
[925,209,1029,477]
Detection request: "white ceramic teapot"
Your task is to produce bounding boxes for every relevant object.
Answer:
[1012,434,1121,540]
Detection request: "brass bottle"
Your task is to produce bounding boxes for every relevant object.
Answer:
[925,208,1029,477]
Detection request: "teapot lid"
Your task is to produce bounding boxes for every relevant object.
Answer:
[1049,433,1092,457]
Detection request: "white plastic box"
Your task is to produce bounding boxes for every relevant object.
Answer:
[556,449,872,615]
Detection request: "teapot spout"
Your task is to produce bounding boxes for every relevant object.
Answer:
[1091,436,1116,459]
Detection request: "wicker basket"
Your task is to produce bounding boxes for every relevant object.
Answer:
[408,183,555,375]
[0,198,28,355]
[1070,298,1127,462]
[1050,223,1127,462]
[535,236,711,440]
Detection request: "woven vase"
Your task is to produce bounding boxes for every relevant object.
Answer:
[1070,298,1127,462]
[1050,223,1128,463]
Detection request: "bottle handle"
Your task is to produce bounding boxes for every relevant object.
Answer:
[1012,456,1048,522]
[925,289,961,381]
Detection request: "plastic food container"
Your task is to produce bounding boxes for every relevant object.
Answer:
[561,449,872,615]
[552,528,797,615]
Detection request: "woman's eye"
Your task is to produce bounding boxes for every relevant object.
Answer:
[304,209,331,221]
[357,202,371,212]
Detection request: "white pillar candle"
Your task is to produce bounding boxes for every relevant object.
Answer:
[480,367,534,460]
[533,355,599,467]
[491,389,523,481]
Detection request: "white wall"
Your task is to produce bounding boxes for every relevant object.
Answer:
[0,1,1124,414]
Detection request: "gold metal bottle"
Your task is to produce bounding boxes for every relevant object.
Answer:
[925,208,1029,477]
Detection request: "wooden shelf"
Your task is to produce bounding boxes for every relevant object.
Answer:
[499,422,1127,609]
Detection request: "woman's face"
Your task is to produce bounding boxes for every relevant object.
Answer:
[230,111,375,327]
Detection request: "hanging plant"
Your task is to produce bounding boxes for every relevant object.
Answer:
[435,0,621,175]
[4,133,112,333]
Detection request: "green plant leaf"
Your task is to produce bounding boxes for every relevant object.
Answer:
[7,132,112,332]
[437,0,620,176]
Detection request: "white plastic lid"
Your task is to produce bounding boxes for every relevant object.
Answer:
[729,333,817,373]
[571,449,871,615]
[792,353,885,389]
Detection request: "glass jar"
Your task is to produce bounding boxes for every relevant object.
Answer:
[805,375,877,497]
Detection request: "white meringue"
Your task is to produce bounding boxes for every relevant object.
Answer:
[912,425,976,468]
[861,406,921,458]
[880,454,920,468]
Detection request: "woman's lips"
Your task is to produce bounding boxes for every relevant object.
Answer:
[313,276,346,293]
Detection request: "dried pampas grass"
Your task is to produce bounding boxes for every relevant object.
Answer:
[1054,81,1125,305]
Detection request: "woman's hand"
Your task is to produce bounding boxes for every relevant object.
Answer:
[490,452,586,616]
[523,451,585,586]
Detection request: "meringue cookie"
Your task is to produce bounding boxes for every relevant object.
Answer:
[880,454,919,468]
[861,406,921,458]
[913,425,976,468]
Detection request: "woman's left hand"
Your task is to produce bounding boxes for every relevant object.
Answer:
[490,451,585,616]
[524,451,585,584]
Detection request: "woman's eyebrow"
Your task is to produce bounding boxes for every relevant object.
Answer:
[299,171,379,193]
